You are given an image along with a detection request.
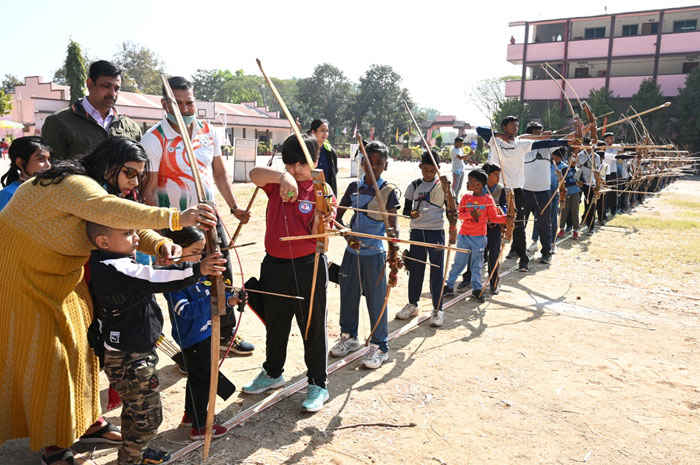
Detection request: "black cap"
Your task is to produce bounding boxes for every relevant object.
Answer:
[454,136,464,143]
[468,169,487,186]
[603,132,615,138]
[526,121,543,131]
[501,115,519,127]
[421,150,440,167]
[482,163,501,174]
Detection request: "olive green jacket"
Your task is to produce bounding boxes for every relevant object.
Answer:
[42,98,142,160]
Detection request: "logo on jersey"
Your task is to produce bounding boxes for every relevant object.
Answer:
[298,200,313,214]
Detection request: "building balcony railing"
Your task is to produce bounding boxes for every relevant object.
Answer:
[507,30,700,63]
[505,74,686,100]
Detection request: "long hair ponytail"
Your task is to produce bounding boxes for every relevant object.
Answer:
[1,136,49,187]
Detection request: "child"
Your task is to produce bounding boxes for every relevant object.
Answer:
[160,227,243,441]
[396,150,445,326]
[558,151,581,240]
[443,169,506,302]
[331,140,400,369]
[243,134,334,412]
[87,222,226,465]
[0,136,51,211]
[460,163,506,294]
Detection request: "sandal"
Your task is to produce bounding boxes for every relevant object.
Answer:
[78,422,122,445]
[41,449,95,465]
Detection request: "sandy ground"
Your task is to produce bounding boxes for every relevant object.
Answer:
[1,155,698,465]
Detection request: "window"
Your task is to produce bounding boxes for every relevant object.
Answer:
[574,67,590,78]
[584,27,606,39]
[673,20,697,33]
[683,62,699,73]
[650,22,659,34]
[622,24,638,36]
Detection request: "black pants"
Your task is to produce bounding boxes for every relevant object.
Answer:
[407,229,444,309]
[183,338,212,430]
[260,253,328,387]
[509,187,528,266]
[523,189,552,257]
[216,220,237,340]
[606,173,618,215]
[582,185,597,230]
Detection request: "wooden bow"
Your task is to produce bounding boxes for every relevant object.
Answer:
[256,58,331,341]
[160,75,224,463]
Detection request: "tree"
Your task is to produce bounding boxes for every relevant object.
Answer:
[0,90,12,116]
[586,87,616,118]
[469,77,508,121]
[65,40,87,103]
[674,66,700,152]
[539,102,568,131]
[113,42,165,94]
[191,69,233,101]
[2,74,22,93]
[296,63,354,132]
[630,79,667,140]
[493,99,531,134]
[355,64,410,141]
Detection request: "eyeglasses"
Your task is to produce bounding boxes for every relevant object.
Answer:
[120,166,144,179]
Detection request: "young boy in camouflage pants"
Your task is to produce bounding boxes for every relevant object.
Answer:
[87,222,225,464]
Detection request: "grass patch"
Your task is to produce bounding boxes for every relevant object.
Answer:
[667,199,700,210]
[607,215,699,231]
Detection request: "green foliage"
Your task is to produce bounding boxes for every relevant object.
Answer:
[630,79,666,141]
[257,140,272,155]
[435,133,443,147]
[297,63,354,133]
[65,40,87,103]
[586,87,616,117]
[674,66,700,152]
[2,75,22,93]
[221,145,233,157]
[113,42,165,94]
[539,102,568,131]
[0,90,12,116]
[355,65,412,142]
[492,99,530,133]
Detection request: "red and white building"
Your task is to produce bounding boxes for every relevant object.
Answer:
[4,76,291,145]
[505,5,700,104]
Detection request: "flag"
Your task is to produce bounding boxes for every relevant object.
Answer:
[395,127,399,143]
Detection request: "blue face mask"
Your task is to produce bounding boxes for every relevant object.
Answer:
[167,112,196,126]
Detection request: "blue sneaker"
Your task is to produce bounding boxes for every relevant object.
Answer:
[302,384,329,412]
[242,370,285,394]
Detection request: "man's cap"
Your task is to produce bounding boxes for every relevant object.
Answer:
[500,115,519,126]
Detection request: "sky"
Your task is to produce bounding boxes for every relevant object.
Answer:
[1,0,697,125]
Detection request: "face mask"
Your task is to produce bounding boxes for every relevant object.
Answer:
[167,112,196,126]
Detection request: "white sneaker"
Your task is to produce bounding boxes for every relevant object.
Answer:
[395,303,419,320]
[330,333,362,357]
[430,309,444,327]
[363,344,389,369]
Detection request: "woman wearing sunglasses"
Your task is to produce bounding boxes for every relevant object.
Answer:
[0,137,217,465]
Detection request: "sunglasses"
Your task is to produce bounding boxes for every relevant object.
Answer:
[120,166,144,179]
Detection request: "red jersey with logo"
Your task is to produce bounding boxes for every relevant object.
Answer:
[458,193,506,237]
[263,181,335,259]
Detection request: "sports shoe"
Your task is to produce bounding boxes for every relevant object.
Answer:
[539,255,552,264]
[518,263,529,272]
[442,286,455,298]
[363,344,389,369]
[550,244,556,254]
[471,290,485,303]
[180,412,192,428]
[430,309,444,327]
[456,279,470,292]
[301,384,329,412]
[573,231,579,240]
[221,336,254,357]
[140,448,170,464]
[395,303,419,320]
[506,250,517,260]
[490,284,500,295]
[330,333,362,357]
[242,370,285,394]
[189,424,228,441]
[557,230,566,239]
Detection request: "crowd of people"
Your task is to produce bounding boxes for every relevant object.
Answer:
[0,59,681,465]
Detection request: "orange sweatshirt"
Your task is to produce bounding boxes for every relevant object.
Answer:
[457,193,506,237]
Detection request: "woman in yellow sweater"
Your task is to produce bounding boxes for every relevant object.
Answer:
[0,137,217,465]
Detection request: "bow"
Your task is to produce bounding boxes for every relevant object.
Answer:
[160,75,225,462]
[402,99,458,308]
[355,135,401,345]
[256,58,332,341]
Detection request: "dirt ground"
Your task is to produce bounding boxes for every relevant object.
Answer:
[1,156,698,465]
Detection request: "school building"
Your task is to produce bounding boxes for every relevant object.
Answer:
[505,5,700,106]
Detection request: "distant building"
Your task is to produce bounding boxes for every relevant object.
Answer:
[6,76,291,145]
[505,5,700,109]
[423,115,472,146]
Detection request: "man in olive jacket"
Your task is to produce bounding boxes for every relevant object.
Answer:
[42,60,142,160]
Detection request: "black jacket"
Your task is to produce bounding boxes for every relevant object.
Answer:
[319,144,338,195]
[88,250,201,353]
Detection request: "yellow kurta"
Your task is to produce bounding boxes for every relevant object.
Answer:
[0,175,177,450]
